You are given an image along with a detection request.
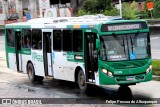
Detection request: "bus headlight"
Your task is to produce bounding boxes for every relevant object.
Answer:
[108,71,113,77]
[146,68,150,74]
[149,65,152,69]
[102,69,108,74]
[101,68,114,77]
[146,65,152,74]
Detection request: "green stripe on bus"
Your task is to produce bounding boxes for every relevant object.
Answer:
[5,25,31,29]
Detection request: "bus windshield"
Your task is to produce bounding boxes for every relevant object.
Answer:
[100,33,150,61]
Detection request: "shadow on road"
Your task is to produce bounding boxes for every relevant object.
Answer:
[26,79,152,101]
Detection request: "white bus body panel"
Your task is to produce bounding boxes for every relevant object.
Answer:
[8,53,17,71]
[64,62,85,81]
[21,54,32,73]
[52,52,66,80]
[31,50,45,77]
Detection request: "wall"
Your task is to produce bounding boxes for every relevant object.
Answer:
[0,0,8,20]
[16,0,23,19]
[30,0,37,18]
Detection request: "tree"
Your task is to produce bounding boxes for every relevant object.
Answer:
[152,1,160,18]
[83,0,112,14]
[122,1,138,19]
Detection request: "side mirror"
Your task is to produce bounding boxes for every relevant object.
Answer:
[96,39,100,49]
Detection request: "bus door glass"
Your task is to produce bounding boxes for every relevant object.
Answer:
[43,32,52,76]
[21,29,31,73]
[84,32,98,82]
[15,30,22,72]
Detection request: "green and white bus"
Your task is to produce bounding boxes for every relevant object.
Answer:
[5,15,152,92]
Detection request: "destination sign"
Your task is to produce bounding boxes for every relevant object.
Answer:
[101,22,147,32]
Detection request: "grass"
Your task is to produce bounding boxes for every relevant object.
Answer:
[152,60,160,76]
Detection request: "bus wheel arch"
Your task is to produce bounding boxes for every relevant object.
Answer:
[27,61,44,82]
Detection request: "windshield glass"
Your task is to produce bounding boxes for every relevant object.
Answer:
[100,33,150,61]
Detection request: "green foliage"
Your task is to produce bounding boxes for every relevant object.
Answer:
[104,8,119,16]
[142,0,160,19]
[76,0,160,19]
[83,0,98,13]
[152,1,160,19]
[122,1,138,19]
[136,10,149,19]
[152,60,160,76]
[76,10,88,16]
[76,0,118,16]
[83,0,112,14]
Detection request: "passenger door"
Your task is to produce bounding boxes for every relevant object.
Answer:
[52,30,65,80]
[15,30,22,72]
[43,30,53,76]
[84,32,98,82]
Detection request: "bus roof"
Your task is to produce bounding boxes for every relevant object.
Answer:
[5,14,147,29]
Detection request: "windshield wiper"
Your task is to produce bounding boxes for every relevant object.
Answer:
[132,31,140,45]
[130,31,140,53]
[122,36,126,54]
[112,33,126,54]
[130,35,134,53]
[112,33,124,46]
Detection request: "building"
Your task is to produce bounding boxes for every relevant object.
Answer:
[0,0,84,25]
[0,0,38,25]
[113,0,145,11]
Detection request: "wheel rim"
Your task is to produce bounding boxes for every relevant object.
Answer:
[79,73,85,86]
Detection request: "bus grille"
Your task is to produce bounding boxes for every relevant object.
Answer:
[111,60,147,69]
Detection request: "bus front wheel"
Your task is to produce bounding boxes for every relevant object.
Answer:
[78,70,87,92]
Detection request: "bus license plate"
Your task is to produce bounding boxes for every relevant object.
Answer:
[126,76,135,81]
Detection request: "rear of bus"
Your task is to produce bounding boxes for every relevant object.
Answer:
[96,20,152,86]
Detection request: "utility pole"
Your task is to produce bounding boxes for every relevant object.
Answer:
[119,0,122,18]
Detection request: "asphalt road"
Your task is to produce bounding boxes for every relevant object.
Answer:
[150,34,160,59]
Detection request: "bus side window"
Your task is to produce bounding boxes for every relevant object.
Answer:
[32,29,42,50]
[63,30,72,52]
[6,29,15,47]
[73,30,82,52]
[53,30,62,51]
[22,29,31,49]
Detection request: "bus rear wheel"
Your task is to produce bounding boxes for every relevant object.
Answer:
[27,63,36,83]
[78,70,87,92]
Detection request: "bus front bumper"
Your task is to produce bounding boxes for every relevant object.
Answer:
[99,70,152,85]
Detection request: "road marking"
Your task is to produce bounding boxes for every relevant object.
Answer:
[151,37,159,40]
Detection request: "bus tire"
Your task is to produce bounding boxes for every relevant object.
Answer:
[27,63,36,83]
[78,70,87,92]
